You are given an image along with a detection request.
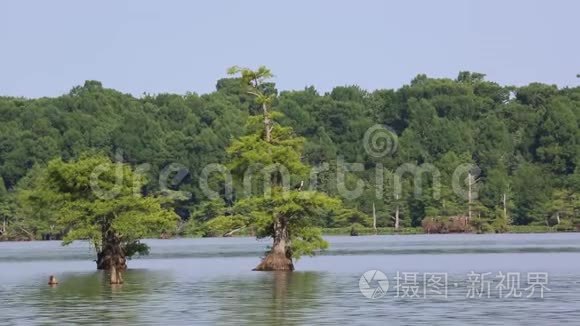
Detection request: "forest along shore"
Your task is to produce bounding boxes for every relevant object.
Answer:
[1,226,578,242]
[1,72,579,242]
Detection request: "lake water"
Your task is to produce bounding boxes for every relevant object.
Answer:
[1,233,580,325]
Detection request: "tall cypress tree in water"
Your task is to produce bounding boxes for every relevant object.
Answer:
[207,66,342,271]
[24,154,179,283]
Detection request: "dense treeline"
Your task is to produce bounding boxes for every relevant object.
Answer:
[1,72,579,240]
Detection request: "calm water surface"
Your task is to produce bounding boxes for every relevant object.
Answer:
[1,234,580,325]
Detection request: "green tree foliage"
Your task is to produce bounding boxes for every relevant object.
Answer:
[206,66,343,271]
[0,176,8,237]
[512,163,551,225]
[207,191,340,257]
[0,70,578,238]
[24,154,179,282]
[14,165,61,239]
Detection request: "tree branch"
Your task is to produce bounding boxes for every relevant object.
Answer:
[223,226,246,237]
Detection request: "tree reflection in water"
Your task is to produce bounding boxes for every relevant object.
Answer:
[32,269,168,324]
[209,271,326,325]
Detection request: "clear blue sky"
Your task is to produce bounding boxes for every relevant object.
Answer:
[1,0,578,98]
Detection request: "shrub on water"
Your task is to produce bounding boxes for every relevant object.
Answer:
[555,219,575,232]
[350,223,364,236]
[470,219,494,234]
[510,225,554,233]
[421,216,471,234]
[492,218,510,233]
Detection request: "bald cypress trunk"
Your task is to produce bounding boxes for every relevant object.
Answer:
[96,246,127,271]
[96,230,126,284]
[263,103,272,143]
[253,217,294,271]
[372,202,377,234]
